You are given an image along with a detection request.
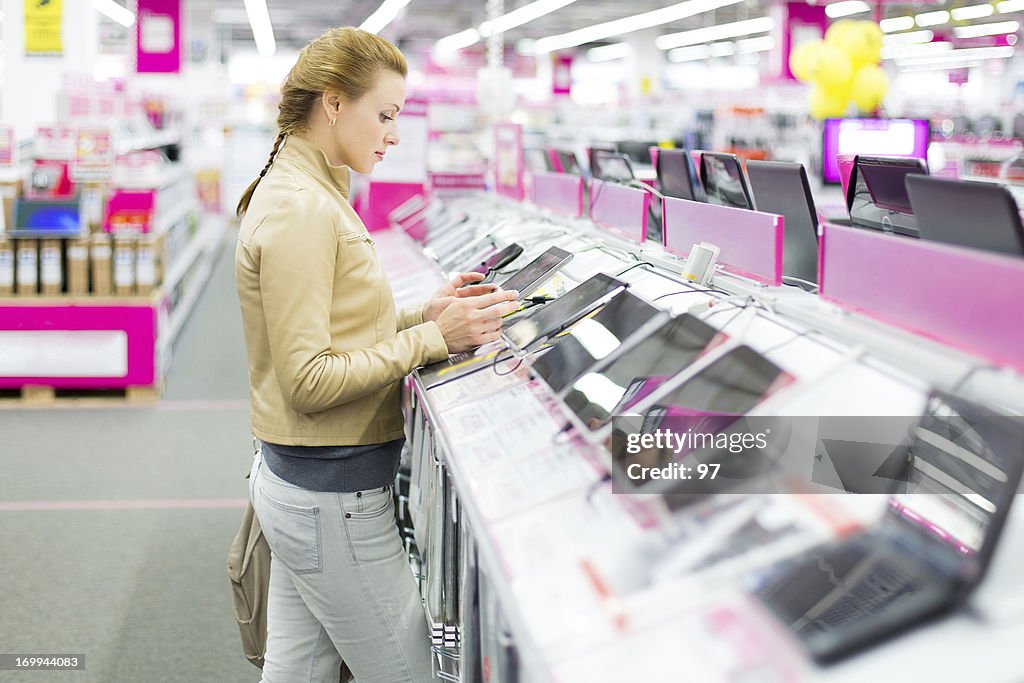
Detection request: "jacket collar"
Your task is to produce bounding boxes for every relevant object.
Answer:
[278,134,351,199]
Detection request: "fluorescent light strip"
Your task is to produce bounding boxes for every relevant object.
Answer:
[93,0,135,27]
[998,0,1024,12]
[669,44,713,62]
[709,41,737,56]
[360,0,412,35]
[533,0,744,54]
[951,4,995,20]
[881,16,916,32]
[826,1,872,19]
[736,35,775,53]
[586,42,633,62]
[953,19,1020,37]
[480,0,578,37]
[669,36,773,63]
[916,10,950,27]
[243,0,276,57]
[882,40,952,59]
[435,28,481,53]
[656,16,774,49]
[883,29,935,46]
[896,44,1014,65]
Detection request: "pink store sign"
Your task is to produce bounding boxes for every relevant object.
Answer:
[136,0,181,74]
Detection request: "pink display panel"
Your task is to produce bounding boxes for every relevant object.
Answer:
[532,171,583,218]
[589,180,650,243]
[662,197,784,286]
[136,0,182,74]
[0,304,158,388]
[358,181,425,232]
[819,222,1024,372]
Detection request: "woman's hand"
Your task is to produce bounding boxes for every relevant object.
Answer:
[423,272,500,323]
[435,290,521,353]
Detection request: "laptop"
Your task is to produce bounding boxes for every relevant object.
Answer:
[700,152,755,210]
[559,313,725,442]
[745,160,821,286]
[656,149,706,202]
[848,155,927,238]
[905,175,1024,258]
[418,273,627,389]
[555,149,582,175]
[530,291,665,395]
[753,390,1024,664]
[591,151,637,184]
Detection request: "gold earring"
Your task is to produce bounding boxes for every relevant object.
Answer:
[330,117,337,126]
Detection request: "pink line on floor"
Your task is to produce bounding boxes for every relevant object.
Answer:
[0,498,249,512]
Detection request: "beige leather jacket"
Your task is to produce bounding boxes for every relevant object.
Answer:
[235,135,448,446]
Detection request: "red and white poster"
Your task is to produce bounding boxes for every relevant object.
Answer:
[136,0,181,74]
[0,126,14,167]
[73,127,114,181]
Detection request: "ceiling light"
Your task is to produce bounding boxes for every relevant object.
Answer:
[916,10,951,26]
[882,40,952,59]
[243,0,276,57]
[709,41,737,56]
[953,19,1019,36]
[668,45,713,62]
[826,1,872,19]
[533,0,744,54]
[998,0,1024,12]
[360,0,412,35]
[656,16,774,50]
[883,30,935,46]
[480,0,578,37]
[880,16,916,32]
[951,4,996,20]
[896,44,1013,65]
[435,28,481,54]
[93,0,135,27]
[736,35,775,52]
[586,42,633,62]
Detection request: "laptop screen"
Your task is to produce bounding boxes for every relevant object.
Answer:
[657,149,701,202]
[700,153,754,210]
[531,291,661,394]
[745,160,820,285]
[857,157,926,214]
[591,151,636,183]
[504,273,627,350]
[562,314,721,433]
[557,150,582,175]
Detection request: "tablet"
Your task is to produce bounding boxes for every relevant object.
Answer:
[496,246,573,298]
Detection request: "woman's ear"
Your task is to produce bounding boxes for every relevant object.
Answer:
[320,91,342,123]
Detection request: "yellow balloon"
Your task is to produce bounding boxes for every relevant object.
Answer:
[809,87,849,120]
[850,64,890,112]
[825,19,857,48]
[810,43,854,95]
[789,39,823,83]
[832,20,884,69]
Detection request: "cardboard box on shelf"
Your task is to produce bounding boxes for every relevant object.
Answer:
[91,233,112,295]
[113,233,135,296]
[0,182,18,231]
[39,238,63,296]
[66,237,90,296]
[0,236,13,295]
[16,239,38,296]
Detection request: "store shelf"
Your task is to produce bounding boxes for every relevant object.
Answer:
[162,214,225,347]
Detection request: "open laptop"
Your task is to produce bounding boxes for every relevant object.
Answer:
[905,175,1024,258]
[530,291,665,395]
[591,150,637,184]
[418,273,626,389]
[753,390,1024,664]
[848,155,927,238]
[558,313,725,443]
[656,148,706,202]
[746,160,821,286]
[700,152,754,210]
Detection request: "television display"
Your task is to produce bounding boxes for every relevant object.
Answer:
[822,118,930,184]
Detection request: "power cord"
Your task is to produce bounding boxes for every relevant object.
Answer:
[781,275,819,293]
[652,288,721,301]
[615,261,656,277]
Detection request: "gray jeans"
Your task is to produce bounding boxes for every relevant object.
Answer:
[250,451,436,683]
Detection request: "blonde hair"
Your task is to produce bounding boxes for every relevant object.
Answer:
[236,27,408,216]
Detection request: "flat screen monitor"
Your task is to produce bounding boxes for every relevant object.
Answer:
[13,199,84,237]
[700,152,754,210]
[591,151,636,183]
[531,291,662,394]
[823,118,930,185]
[656,149,705,202]
[745,160,820,284]
[504,273,627,351]
[906,175,1024,257]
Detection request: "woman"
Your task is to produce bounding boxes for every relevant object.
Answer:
[235,27,519,683]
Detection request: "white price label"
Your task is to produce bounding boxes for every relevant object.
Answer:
[41,247,61,285]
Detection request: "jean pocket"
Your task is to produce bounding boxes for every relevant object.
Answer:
[258,488,322,574]
[341,487,402,565]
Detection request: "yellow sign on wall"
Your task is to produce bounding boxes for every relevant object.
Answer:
[24,0,63,56]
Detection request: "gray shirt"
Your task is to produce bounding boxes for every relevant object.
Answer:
[260,439,404,493]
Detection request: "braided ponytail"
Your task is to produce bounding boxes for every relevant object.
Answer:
[235,27,407,217]
[236,132,286,217]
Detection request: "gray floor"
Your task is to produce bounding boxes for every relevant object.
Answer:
[0,232,260,682]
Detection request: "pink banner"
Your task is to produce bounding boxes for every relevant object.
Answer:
[136,0,181,74]
[532,171,583,218]
[663,197,784,286]
[589,181,650,243]
[819,222,1024,372]
[775,2,828,82]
